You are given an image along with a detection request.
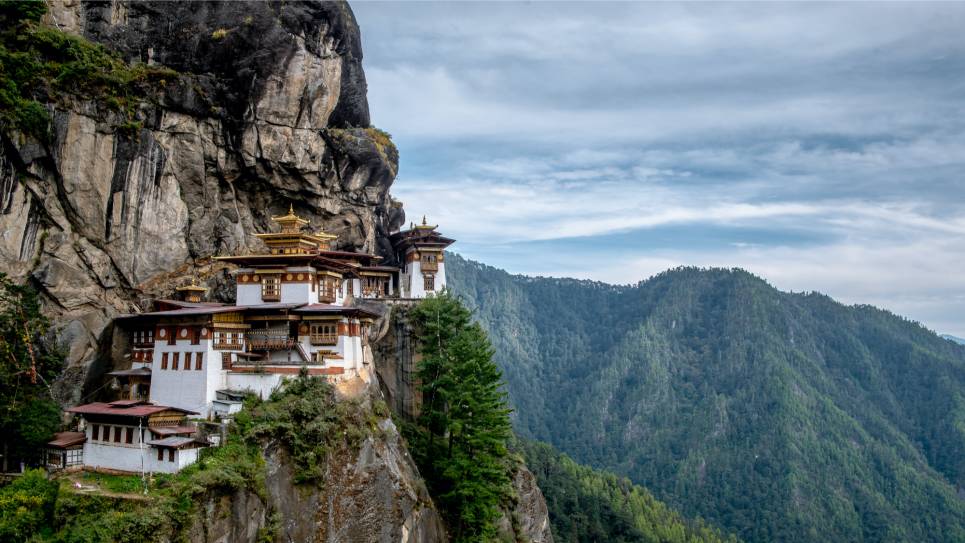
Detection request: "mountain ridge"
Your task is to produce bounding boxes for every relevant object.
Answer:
[447,252,965,543]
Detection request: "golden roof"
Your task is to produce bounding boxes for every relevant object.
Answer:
[247,203,338,254]
[175,279,207,293]
[271,204,310,234]
[414,215,437,230]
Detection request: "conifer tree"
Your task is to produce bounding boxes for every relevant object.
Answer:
[409,291,513,542]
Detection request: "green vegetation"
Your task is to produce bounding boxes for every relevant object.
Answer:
[0,469,58,542]
[447,254,965,543]
[0,273,63,470]
[405,292,514,542]
[0,375,373,542]
[519,440,738,543]
[0,1,174,139]
[235,373,377,483]
[365,126,398,161]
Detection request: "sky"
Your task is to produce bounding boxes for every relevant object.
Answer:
[351,2,965,336]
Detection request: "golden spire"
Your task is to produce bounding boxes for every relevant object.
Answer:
[271,203,309,234]
[415,214,436,230]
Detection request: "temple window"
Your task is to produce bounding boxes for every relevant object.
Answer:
[262,276,280,301]
[195,352,203,370]
[424,275,435,292]
[157,449,163,461]
[168,449,175,462]
[161,353,168,370]
[310,323,338,346]
[363,277,386,297]
[132,330,154,346]
[172,353,180,370]
[421,253,438,271]
[319,276,338,303]
[125,428,134,444]
[92,424,100,441]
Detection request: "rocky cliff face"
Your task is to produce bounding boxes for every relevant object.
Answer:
[0,0,403,405]
[186,417,447,543]
[2,3,555,540]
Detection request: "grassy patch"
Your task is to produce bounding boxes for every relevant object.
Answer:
[74,472,143,495]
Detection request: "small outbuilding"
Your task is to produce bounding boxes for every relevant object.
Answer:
[44,431,86,470]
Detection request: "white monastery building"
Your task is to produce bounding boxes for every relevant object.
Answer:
[60,206,454,474]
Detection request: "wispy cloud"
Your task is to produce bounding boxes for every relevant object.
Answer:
[352,2,965,335]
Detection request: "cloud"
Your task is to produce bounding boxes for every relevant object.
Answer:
[352,2,965,335]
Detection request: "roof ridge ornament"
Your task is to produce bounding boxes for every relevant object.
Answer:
[415,214,437,230]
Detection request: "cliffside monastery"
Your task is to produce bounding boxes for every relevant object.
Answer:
[45,208,453,474]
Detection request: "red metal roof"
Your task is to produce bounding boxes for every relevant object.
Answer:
[47,431,86,448]
[146,436,197,449]
[67,402,197,417]
[117,305,242,319]
[150,426,196,437]
[109,399,145,406]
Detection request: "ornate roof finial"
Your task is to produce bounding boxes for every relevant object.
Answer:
[271,203,309,234]
[422,215,427,226]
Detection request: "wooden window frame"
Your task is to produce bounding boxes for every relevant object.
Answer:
[221,352,232,370]
[91,424,100,441]
[157,448,163,461]
[195,352,203,370]
[113,427,121,443]
[261,275,281,302]
[309,323,338,346]
[362,277,386,297]
[168,449,175,462]
[319,276,338,303]
[161,352,168,370]
[172,352,180,371]
[423,274,435,292]
[167,327,176,345]
[125,427,134,444]
[421,253,439,271]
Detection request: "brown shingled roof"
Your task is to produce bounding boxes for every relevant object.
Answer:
[67,402,197,417]
[47,431,86,449]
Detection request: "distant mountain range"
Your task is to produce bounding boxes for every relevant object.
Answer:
[447,253,965,543]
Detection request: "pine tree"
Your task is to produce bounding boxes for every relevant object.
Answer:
[409,291,513,542]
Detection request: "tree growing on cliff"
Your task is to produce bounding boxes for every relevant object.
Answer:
[0,273,62,470]
[409,291,513,542]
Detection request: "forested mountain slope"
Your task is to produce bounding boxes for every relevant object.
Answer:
[517,439,738,543]
[447,253,965,543]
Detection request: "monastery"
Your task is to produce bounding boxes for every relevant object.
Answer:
[47,208,453,474]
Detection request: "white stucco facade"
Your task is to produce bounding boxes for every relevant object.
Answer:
[403,259,446,298]
[150,335,223,418]
[80,423,198,474]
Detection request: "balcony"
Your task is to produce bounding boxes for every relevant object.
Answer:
[246,335,299,351]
